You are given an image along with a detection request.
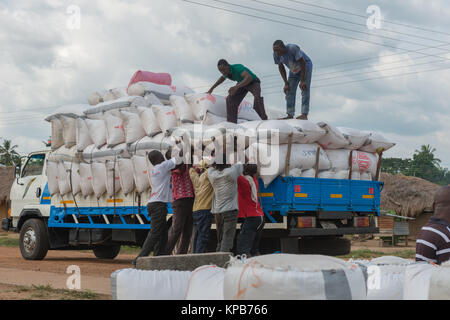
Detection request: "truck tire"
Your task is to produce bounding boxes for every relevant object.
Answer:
[19,218,50,260]
[298,237,351,256]
[93,245,121,259]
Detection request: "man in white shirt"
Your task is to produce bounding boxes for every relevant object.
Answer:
[133,148,181,266]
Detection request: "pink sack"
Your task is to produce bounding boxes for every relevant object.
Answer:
[127,70,172,92]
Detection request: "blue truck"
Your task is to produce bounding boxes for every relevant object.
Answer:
[2,150,382,260]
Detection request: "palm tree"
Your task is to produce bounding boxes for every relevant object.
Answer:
[0,139,20,166]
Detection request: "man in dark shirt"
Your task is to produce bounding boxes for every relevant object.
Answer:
[416,185,450,264]
[208,59,267,123]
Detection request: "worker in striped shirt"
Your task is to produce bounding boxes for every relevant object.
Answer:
[416,185,450,264]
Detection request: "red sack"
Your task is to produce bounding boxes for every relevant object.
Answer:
[127,70,172,91]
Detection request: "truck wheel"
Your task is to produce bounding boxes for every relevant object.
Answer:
[298,237,351,256]
[93,245,121,259]
[19,219,49,260]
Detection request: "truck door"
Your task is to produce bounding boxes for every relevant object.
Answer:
[10,152,49,219]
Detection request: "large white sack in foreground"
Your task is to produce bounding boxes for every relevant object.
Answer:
[317,122,351,149]
[356,256,415,300]
[238,120,306,144]
[170,95,195,124]
[152,105,178,133]
[283,120,326,144]
[337,127,370,150]
[186,93,260,121]
[127,81,194,103]
[248,143,331,186]
[429,261,450,300]
[326,150,379,176]
[185,265,225,300]
[359,132,396,153]
[403,263,437,300]
[111,268,192,300]
[223,254,366,300]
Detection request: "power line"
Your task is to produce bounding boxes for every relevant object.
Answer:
[249,0,449,45]
[287,0,450,37]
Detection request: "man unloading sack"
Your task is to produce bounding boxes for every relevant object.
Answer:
[207,59,268,123]
[273,40,313,120]
[416,185,450,264]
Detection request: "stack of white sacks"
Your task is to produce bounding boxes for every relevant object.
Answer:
[45,77,396,199]
[111,254,450,300]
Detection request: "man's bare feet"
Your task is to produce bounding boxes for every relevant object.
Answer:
[296,114,308,120]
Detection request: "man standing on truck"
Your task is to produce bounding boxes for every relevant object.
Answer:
[273,40,313,120]
[416,185,450,264]
[207,59,268,123]
[164,163,195,255]
[208,160,243,253]
[133,148,182,266]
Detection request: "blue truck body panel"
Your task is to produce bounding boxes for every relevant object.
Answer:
[48,177,383,230]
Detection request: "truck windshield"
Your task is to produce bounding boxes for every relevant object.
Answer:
[21,154,45,178]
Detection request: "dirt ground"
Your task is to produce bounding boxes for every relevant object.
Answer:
[0,230,416,300]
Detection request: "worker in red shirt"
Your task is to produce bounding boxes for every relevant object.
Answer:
[236,164,265,257]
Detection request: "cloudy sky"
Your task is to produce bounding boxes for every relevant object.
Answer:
[1,0,450,166]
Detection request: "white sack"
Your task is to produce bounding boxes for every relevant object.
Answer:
[84,96,147,116]
[128,82,194,103]
[429,262,450,300]
[57,162,71,196]
[79,163,94,197]
[239,120,306,145]
[138,107,162,137]
[51,118,64,150]
[170,95,195,124]
[223,254,366,300]
[128,135,175,156]
[360,172,372,181]
[105,160,122,196]
[317,122,351,149]
[120,111,146,144]
[152,105,178,133]
[301,169,315,178]
[91,162,107,198]
[117,158,135,195]
[185,266,225,300]
[88,90,107,106]
[104,113,125,146]
[69,162,81,196]
[47,161,60,196]
[132,155,151,194]
[111,268,192,300]
[47,145,78,163]
[318,170,336,179]
[76,118,94,152]
[326,150,379,176]
[359,132,396,153]
[288,168,303,177]
[59,116,77,148]
[144,92,163,106]
[203,111,247,125]
[85,119,107,148]
[337,127,370,150]
[403,263,437,300]
[45,104,90,121]
[283,120,326,144]
[248,143,331,186]
[103,87,128,102]
[186,93,260,121]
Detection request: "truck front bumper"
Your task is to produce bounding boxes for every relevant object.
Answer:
[1,218,12,232]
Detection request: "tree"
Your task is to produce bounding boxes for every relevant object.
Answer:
[0,139,21,166]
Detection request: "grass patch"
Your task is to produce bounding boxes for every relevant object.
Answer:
[28,284,99,300]
[0,237,20,247]
[338,249,416,260]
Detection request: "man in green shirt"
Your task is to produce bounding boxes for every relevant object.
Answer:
[208,59,267,123]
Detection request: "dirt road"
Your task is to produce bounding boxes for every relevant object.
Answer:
[0,245,136,299]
